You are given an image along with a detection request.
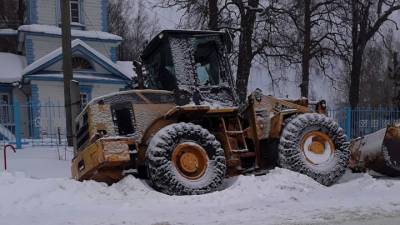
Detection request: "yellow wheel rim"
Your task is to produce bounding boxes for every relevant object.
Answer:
[300,131,335,165]
[172,142,209,180]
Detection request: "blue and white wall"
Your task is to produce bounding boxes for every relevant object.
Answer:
[27,0,108,32]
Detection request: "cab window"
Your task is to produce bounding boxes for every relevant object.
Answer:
[193,40,221,86]
[144,44,177,91]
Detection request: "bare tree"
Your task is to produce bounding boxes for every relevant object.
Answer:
[108,0,160,61]
[343,0,400,108]
[159,0,219,30]
[265,0,343,98]
[0,0,24,28]
[0,0,24,53]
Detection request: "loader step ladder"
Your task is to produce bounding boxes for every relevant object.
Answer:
[221,116,248,153]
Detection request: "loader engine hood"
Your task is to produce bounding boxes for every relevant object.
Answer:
[141,30,238,108]
[75,90,176,151]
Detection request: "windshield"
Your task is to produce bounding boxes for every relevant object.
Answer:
[144,43,177,91]
[144,35,225,91]
[193,40,221,86]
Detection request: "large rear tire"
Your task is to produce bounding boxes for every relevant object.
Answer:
[146,122,226,195]
[278,113,350,186]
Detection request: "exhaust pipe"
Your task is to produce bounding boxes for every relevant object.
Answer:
[349,124,400,176]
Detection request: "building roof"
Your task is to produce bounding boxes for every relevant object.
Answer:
[23,39,132,81]
[19,24,122,41]
[0,52,26,83]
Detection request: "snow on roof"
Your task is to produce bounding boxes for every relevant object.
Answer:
[27,73,126,82]
[18,24,122,41]
[23,39,131,80]
[116,61,136,78]
[0,52,26,83]
[0,29,18,36]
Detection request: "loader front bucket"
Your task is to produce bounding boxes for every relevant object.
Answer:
[349,124,400,176]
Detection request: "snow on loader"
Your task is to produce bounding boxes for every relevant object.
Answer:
[349,123,400,176]
[71,30,350,195]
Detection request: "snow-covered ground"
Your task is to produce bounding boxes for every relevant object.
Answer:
[1,147,400,225]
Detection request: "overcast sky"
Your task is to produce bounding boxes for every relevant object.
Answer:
[144,0,181,29]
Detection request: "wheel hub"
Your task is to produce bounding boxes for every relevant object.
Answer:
[180,152,199,173]
[309,139,325,154]
[301,131,335,165]
[172,142,208,180]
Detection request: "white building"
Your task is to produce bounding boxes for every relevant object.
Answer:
[0,0,133,139]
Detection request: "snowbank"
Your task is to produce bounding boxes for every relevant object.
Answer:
[1,168,400,225]
[5,146,73,178]
[1,147,400,225]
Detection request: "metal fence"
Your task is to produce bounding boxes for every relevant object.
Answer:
[0,102,398,148]
[0,102,67,149]
[328,107,400,139]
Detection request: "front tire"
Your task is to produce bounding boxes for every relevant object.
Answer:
[146,122,226,195]
[278,113,350,186]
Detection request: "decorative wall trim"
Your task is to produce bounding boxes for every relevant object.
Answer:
[101,0,108,32]
[31,84,40,139]
[80,0,86,26]
[20,31,121,43]
[110,47,117,62]
[25,38,35,64]
[28,0,39,24]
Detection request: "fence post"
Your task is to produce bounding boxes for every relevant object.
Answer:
[13,100,22,149]
[345,107,352,140]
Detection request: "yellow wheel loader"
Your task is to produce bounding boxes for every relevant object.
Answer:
[72,30,351,195]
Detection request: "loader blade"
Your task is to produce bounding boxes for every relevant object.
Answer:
[349,124,400,176]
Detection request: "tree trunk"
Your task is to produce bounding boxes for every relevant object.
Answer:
[349,48,363,108]
[300,0,311,98]
[235,0,259,103]
[208,0,218,30]
[18,0,24,25]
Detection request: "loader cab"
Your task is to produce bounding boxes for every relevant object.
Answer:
[141,30,238,107]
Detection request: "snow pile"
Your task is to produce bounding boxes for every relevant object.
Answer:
[18,24,122,41]
[2,147,400,225]
[0,52,26,82]
[1,166,400,224]
[5,146,73,178]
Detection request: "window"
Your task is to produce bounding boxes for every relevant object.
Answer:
[193,40,221,86]
[0,94,10,123]
[70,0,80,23]
[144,46,177,91]
[111,103,135,136]
[80,93,88,110]
[72,57,93,70]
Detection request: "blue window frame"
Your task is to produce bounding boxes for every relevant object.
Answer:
[79,85,92,110]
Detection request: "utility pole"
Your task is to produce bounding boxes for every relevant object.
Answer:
[61,0,74,146]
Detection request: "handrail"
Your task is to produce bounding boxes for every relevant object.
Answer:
[3,145,16,171]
